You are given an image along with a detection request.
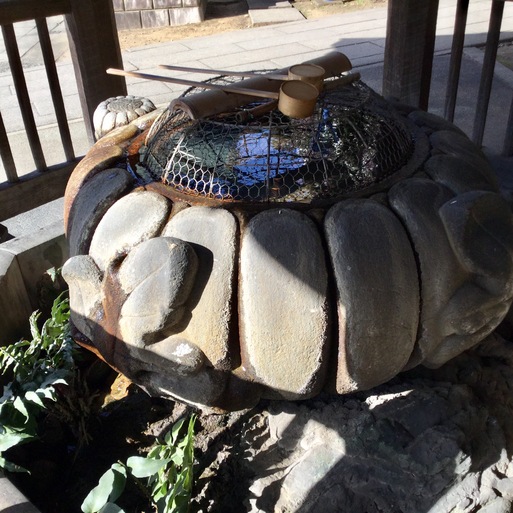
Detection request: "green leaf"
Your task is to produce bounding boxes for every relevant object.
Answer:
[12,396,30,422]
[0,431,32,452]
[81,465,127,513]
[24,391,45,408]
[126,456,170,478]
[0,455,29,473]
[100,502,126,513]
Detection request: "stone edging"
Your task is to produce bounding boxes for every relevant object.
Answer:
[112,0,207,30]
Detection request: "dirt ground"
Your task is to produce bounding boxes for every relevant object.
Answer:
[118,0,387,50]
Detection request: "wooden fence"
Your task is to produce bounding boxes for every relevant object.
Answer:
[384,0,513,155]
[0,0,126,221]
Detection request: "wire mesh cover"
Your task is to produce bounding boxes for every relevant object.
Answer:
[138,78,417,204]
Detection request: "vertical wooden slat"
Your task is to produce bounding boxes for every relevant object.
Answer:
[503,95,513,156]
[36,17,75,161]
[444,0,469,122]
[0,111,18,182]
[419,0,440,111]
[472,0,505,147]
[65,0,127,144]
[2,23,46,172]
[383,0,440,109]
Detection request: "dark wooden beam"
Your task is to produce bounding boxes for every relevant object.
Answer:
[65,0,127,144]
[0,0,71,25]
[0,160,80,221]
[383,0,440,109]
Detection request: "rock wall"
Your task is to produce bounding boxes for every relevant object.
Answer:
[112,0,207,30]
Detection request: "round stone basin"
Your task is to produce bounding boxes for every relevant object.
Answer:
[62,73,513,412]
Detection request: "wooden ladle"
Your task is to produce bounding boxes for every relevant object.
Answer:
[158,62,326,91]
[107,67,320,118]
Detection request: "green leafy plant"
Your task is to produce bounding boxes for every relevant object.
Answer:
[0,294,77,472]
[82,414,196,513]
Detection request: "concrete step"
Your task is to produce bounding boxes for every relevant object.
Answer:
[247,0,305,25]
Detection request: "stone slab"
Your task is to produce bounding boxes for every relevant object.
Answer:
[0,250,33,345]
[141,9,170,28]
[249,7,304,26]
[118,237,198,347]
[0,472,40,513]
[239,208,329,399]
[67,168,134,257]
[0,221,67,311]
[62,255,104,343]
[169,6,205,25]
[89,190,171,272]
[114,11,142,30]
[162,206,238,370]
[324,199,419,393]
[125,0,152,10]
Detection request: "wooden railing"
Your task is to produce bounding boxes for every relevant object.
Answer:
[384,0,513,155]
[0,0,126,221]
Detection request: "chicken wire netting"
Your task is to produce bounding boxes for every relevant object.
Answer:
[137,77,418,204]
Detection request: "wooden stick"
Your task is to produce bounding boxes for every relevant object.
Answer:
[158,63,288,82]
[106,68,280,100]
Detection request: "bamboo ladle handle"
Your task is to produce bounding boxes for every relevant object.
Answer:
[106,68,280,100]
[158,63,288,82]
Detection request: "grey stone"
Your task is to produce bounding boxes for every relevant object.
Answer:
[134,355,228,408]
[408,110,467,136]
[479,498,513,513]
[68,168,133,257]
[0,250,33,344]
[118,237,198,347]
[324,199,419,393]
[89,190,171,272]
[0,472,41,513]
[61,255,104,343]
[154,0,181,7]
[249,6,304,25]
[0,221,67,310]
[424,154,498,194]
[431,191,513,366]
[114,11,142,30]
[169,6,205,25]
[388,178,508,368]
[112,0,124,10]
[141,9,170,28]
[496,478,513,499]
[239,208,330,400]
[162,206,237,370]
[125,0,152,10]
[430,130,493,176]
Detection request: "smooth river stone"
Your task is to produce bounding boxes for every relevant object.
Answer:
[62,255,104,342]
[162,206,238,370]
[429,130,496,184]
[239,208,329,400]
[424,154,498,195]
[324,199,419,394]
[89,190,170,272]
[118,237,198,347]
[389,178,462,368]
[67,168,134,257]
[408,110,466,136]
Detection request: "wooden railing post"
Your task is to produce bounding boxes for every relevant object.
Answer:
[383,0,439,109]
[65,0,127,144]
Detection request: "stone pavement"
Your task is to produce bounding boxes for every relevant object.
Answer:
[1,0,513,182]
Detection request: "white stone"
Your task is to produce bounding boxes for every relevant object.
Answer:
[89,190,170,272]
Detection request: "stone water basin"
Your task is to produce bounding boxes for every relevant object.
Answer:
[62,76,513,412]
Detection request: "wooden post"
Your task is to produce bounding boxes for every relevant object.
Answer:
[65,0,127,144]
[383,0,439,109]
